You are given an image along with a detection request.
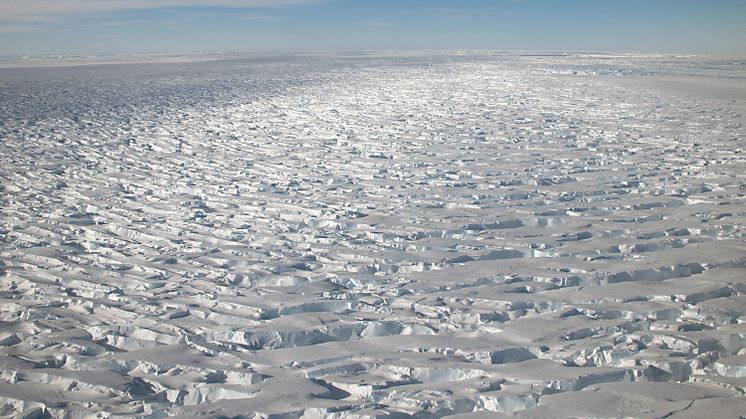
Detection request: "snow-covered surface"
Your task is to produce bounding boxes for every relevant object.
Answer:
[1,52,745,417]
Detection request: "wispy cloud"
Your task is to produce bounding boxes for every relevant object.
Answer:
[240,14,279,22]
[426,5,529,19]
[364,22,394,28]
[0,0,327,23]
[96,19,151,27]
[0,24,47,33]
[426,6,467,17]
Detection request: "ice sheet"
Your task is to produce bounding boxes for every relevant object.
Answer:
[1,51,744,417]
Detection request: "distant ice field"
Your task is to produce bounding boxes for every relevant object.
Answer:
[1,52,745,418]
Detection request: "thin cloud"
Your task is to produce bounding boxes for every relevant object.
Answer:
[365,22,394,28]
[0,0,327,22]
[96,19,152,27]
[0,24,47,33]
[240,14,279,22]
[426,6,466,17]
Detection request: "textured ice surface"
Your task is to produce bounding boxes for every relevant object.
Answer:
[0,52,745,417]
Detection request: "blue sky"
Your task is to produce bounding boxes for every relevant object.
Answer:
[1,0,745,55]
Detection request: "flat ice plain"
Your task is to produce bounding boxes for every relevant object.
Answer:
[0,51,745,418]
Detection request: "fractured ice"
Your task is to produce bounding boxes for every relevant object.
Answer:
[0,52,745,417]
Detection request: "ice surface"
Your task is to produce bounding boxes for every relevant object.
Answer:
[0,51,745,417]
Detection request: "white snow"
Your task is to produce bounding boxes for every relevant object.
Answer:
[0,51,745,417]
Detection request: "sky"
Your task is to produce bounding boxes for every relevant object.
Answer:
[1,0,745,55]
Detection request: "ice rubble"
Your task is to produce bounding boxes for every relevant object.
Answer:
[0,52,745,417]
